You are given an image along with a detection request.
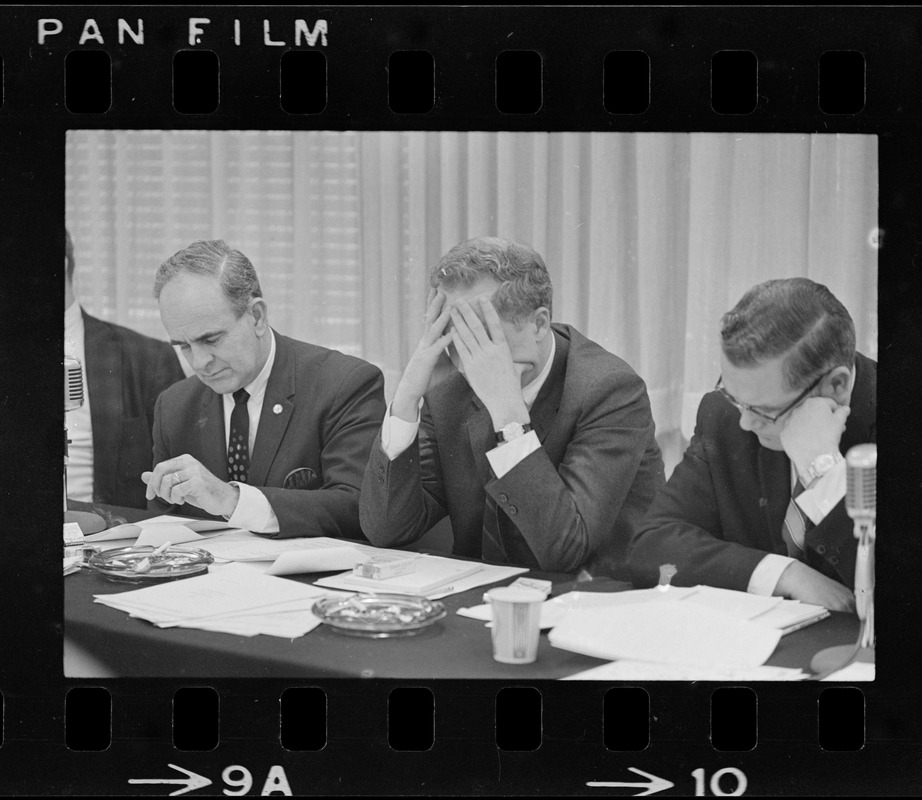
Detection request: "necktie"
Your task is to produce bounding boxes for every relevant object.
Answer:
[782,479,814,559]
[227,388,250,484]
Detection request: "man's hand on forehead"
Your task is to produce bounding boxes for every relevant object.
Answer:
[448,296,528,430]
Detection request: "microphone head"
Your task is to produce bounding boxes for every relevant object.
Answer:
[65,354,84,411]
[845,443,876,519]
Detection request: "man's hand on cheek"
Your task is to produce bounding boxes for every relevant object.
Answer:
[780,397,850,481]
[449,297,529,430]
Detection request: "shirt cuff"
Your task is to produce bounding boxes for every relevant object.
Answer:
[796,459,846,526]
[227,481,280,534]
[485,430,541,478]
[748,553,795,596]
[381,400,422,461]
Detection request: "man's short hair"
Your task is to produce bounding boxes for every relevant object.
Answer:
[428,237,553,322]
[720,277,857,389]
[65,228,75,282]
[154,239,262,316]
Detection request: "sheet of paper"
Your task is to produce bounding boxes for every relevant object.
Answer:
[685,585,784,618]
[86,514,234,544]
[561,660,807,681]
[750,602,830,632]
[93,562,329,625]
[456,601,569,630]
[549,586,699,611]
[201,535,384,561]
[820,661,875,681]
[548,601,782,669]
[319,555,483,595]
[134,524,227,548]
[313,561,527,599]
[266,547,368,575]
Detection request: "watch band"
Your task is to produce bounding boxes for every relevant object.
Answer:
[803,451,843,486]
[495,422,533,444]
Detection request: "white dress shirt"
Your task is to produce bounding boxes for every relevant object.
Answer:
[223,330,281,533]
[64,300,94,502]
[381,334,557,478]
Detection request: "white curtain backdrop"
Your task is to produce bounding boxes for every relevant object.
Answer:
[66,130,878,474]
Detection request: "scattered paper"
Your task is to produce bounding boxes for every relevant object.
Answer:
[266,547,369,576]
[317,555,483,596]
[548,602,782,669]
[457,601,569,630]
[93,562,343,638]
[315,559,527,599]
[820,661,875,681]
[562,660,807,681]
[84,515,239,545]
[64,557,82,576]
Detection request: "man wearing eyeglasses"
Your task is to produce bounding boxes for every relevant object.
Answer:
[627,278,876,611]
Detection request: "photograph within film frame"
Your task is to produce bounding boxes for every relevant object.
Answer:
[1,5,920,797]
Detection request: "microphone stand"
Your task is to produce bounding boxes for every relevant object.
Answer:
[810,518,875,679]
[64,416,107,536]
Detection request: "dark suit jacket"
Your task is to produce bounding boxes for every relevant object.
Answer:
[360,324,665,578]
[83,311,185,508]
[627,352,877,591]
[150,331,386,539]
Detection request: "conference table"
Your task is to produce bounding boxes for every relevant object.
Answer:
[64,503,859,679]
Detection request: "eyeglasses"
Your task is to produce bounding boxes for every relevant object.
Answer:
[715,371,827,424]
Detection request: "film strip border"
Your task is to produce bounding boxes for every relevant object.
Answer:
[1,4,921,796]
[0,681,890,795]
[6,44,871,118]
[0,7,913,130]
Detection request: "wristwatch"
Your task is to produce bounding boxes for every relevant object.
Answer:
[495,422,533,444]
[802,451,843,486]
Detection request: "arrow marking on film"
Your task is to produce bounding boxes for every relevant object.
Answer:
[129,764,212,796]
[587,767,675,796]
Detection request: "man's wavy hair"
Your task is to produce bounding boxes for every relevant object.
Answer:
[720,277,856,390]
[428,237,553,323]
[154,239,262,317]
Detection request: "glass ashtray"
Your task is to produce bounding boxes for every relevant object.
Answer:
[312,593,447,637]
[87,546,214,583]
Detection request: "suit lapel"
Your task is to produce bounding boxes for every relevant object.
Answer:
[529,329,568,446]
[198,390,227,478]
[83,313,121,495]
[756,445,791,552]
[249,333,295,486]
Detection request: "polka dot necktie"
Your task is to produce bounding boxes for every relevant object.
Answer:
[227,388,250,484]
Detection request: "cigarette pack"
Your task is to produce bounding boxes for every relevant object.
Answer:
[353,555,418,580]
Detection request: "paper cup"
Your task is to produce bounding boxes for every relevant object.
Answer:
[485,586,545,664]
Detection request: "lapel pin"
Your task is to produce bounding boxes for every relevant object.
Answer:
[273,404,283,414]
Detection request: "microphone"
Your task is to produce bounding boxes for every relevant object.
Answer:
[845,443,876,524]
[846,443,876,649]
[63,352,106,535]
[65,354,84,411]
[810,442,877,676]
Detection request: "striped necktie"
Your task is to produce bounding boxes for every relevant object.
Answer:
[782,478,813,559]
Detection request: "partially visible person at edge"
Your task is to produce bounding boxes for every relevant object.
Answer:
[65,227,185,508]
